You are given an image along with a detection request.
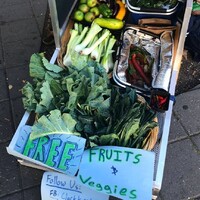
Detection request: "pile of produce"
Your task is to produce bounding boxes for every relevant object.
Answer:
[126,45,154,88]
[73,0,125,29]
[63,22,117,73]
[22,53,158,150]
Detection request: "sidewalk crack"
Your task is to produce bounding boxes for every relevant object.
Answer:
[173,110,200,153]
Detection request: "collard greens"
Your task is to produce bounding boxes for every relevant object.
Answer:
[22,53,158,149]
[31,110,80,140]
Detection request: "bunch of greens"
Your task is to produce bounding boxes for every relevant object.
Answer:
[88,88,157,148]
[22,53,158,149]
[22,53,110,117]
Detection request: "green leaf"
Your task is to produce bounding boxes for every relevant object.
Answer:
[44,69,62,83]
[89,141,98,147]
[71,50,88,70]
[89,97,110,117]
[121,118,140,146]
[21,82,37,111]
[42,57,64,73]
[35,104,47,115]
[62,112,77,132]
[30,109,80,140]
[66,76,90,110]
[40,81,54,109]
[50,79,63,95]
[29,53,45,79]
[99,134,119,145]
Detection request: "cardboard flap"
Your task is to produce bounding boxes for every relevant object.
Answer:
[134,25,177,35]
[138,18,172,26]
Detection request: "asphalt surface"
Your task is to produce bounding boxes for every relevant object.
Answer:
[0,0,200,200]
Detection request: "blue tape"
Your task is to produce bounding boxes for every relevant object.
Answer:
[170,95,176,102]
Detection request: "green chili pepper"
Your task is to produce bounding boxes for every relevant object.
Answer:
[98,3,112,18]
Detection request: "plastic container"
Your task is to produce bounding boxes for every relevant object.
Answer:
[126,0,180,24]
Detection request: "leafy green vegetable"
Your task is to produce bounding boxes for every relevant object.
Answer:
[88,87,157,148]
[40,81,54,110]
[29,53,45,79]
[22,53,68,114]
[22,53,158,149]
[42,57,64,73]
[22,82,38,111]
[30,109,80,140]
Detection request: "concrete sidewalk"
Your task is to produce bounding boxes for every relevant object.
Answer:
[158,87,200,200]
[0,0,47,199]
[0,0,200,200]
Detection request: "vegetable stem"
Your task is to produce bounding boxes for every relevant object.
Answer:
[81,29,111,55]
[75,22,102,53]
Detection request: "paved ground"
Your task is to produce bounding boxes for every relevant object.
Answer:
[0,0,47,199]
[0,0,200,200]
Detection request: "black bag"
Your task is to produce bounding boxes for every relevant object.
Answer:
[185,15,200,61]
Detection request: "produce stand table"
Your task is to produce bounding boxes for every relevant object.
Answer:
[7,0,193,199]
[48,0,193,198]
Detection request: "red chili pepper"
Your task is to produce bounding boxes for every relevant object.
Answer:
[131,54,151,86]
[158,96,168,105]
[128,59,142,79]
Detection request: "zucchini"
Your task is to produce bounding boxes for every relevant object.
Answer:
[93,18,124,30]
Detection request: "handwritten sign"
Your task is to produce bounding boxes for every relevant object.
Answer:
[14,125,86,176]
[41,172,109,200]
[77,146,155,200]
